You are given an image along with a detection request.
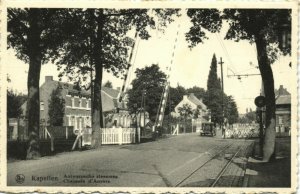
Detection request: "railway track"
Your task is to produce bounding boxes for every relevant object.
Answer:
[210,147,241,187]
[175,142,252,187]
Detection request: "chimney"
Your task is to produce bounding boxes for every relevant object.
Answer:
[183,95,188,100]
[279,85,284,95]
[189,93,195,98]
[45,76,53,82]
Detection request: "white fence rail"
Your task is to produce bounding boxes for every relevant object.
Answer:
[101,128,136,145]
[225,127,259,139]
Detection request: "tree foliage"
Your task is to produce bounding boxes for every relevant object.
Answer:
[186,86,206,100]
[177,103,194,133]
[7,89,25,119]
[48,86,65,126]
[7,8,70,159]
[186,8,291,161]
[238,110,256,124]
[224,95,239,125]
[127,64,167,120]
[103,80,113,88]
[167,84,187,114]
[50,9,179,147]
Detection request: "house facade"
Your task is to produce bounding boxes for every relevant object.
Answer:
[174,93,208,116]
[174,93,209,132]
[22,76,132,132]
[275,85,291,135]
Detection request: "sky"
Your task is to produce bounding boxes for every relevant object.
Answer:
[6,10,294,114]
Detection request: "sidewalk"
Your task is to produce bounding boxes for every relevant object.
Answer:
[243,137,291,187]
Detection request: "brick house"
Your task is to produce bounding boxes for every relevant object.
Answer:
[21,76,132,132]
[275,85,291,135]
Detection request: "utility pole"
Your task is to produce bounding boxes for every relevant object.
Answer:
[219,57,225,138]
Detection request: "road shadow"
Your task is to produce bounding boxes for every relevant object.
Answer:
[246,156,291,187]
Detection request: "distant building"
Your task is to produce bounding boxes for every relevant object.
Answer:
[174,93,207,114]
[275,85,291,135]
[21,76,132,132]
[173,93,209,132]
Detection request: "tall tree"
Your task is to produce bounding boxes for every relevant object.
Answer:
[224,95,239,125]
[7,8,68,159]
[127,64,167,120]
[7,89,25,119]
[203,54,223,125]
[186,9,291,161]
[48,86,65,126]
[166,84,187,114]
[186,86,206,100]
[53,9,179,147]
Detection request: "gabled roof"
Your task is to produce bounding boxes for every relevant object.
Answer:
[276,95,291,105]
[22,77,126,113]
[187,93,207,110]
[275,85,290,96]
[102,87,119,99]
[51,80,91,96]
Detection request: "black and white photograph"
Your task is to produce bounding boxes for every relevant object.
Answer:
[1,1,298,193]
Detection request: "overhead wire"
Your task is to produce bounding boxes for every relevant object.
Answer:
[215,33,237,74]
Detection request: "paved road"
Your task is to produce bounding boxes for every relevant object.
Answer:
[7,133,254,187]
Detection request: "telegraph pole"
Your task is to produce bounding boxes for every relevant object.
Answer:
[219,57,225,137]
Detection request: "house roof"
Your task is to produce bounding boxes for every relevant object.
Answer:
[187,93,207,110]
[276,95,291,105]
[275,85,290,96]
[102,87,119,99]
[21,78,126,114]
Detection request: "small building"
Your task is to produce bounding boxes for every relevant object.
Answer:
[173,93,209,133]
[275,85,291,135]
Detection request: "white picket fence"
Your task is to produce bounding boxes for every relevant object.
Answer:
[101,127,136,145]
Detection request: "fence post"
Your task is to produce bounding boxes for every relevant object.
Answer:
[66,126,68,139]
[133,128,135,143]
[118,127,123,145]
[138,127,141,143]
[50,136,54,152]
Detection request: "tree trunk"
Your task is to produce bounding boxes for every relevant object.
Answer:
[255,35,276,162]
[26,9,42,159]
[91,9,104,148]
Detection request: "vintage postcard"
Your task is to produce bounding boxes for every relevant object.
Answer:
[0,0,298,193]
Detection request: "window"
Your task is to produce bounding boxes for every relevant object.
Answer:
[278,116,283,125]
[86,117,91,127]
[86,99,89,109]
[40,101,44,111]
[71,97,75,107]
[71,116,75,126]
[79,99,82,108]
[68,116,71,126]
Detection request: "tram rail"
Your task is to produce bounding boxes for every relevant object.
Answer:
[175,143,248,187]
